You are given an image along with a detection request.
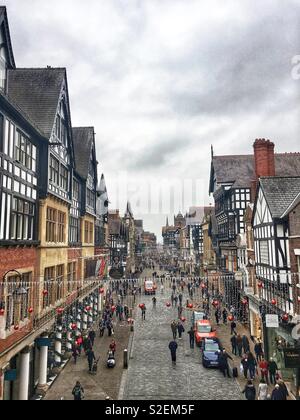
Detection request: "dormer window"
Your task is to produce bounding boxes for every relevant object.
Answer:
[55,102,68,146]
[0,25,8,91]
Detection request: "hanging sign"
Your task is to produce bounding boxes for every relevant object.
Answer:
[266,314,279,328]
[283,349,300,369]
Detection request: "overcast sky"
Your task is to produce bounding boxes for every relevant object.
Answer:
[5,0,300,240]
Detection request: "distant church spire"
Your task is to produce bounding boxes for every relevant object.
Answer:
[166,217,169,227]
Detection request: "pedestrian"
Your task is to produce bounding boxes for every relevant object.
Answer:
[218,349,233,378]
[152,296,157,308]
[241,354,249,379]
[72,381,84,401]
[88,329,96,347]
[141,305,146,321]
[230,335,238,356]
[247,352,257,380]
[222,309,228,324]
[174,295,178,307]
[109,339,117,356]
[83,336,92,353]
[72,344,79,364]
[268,358,278,385]
[242,381,256,401]
[236,335,243,358]
[99,320,105,337]
[258,379,268,401]
[242,335,250,354]
[171,320,178,340]
[277,380,289,401]
[178,322,185,340]
[107,321,113,337]
[179,293,183,306]
[169,340,178,366]
[231,321,237,336]
[188,327,195,349]
[215,309,221,326]
[271,384,285,401]
[86,349,96,373]
[254,340,264,362]
[259,358,269,384]
[178,306,183,319]
[171,294,175,307]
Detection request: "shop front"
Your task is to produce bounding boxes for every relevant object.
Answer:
[266,325,299,399]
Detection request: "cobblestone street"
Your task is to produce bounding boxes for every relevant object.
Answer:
[123,279,242,401]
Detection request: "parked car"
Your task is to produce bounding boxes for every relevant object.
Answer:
[195,320,217,347]
[201,338,222,368]
[192,311,206,328]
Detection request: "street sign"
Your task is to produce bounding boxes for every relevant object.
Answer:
[283,349,300,369]
[4,370,17,381]
[266,314,279,328]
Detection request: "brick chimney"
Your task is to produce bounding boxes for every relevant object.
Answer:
[253,139,276,178]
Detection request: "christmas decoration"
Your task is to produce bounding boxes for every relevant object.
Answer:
[242,299,248,306]
[181,317,186,323]
[71,323,77,330]
[271,299,277,306]
[166,302,171,308]
[99,288,105,294]
[282,314,289,322]
[57,307,64,315]
[111,305,116,312]
[228,315,234,322]
[42,290,48,296]
[187,303,193,309]
[0,308,5,316]
[14,325,19,331]
[212,300,219,307]
[28,307,34,314]
[257,282,263,289]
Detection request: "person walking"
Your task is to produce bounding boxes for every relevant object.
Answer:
[242,381,256,401]
[72,344,79,364]
[72,381,84,401]
[247,352,257,380]
[222,309,228,324]
[109,339,117,356]
[258,379,268,401]
[277,380,289,401]
[99,320,105,337]
[254,340,264,362]
[242,335,250,354]
[178,322,185,340]
[188,327,195,349]
[271,384,285,401]
[231,321,237,336]
[218,350,233,378]
[241,354,249,379]
[268,358,278,385]
[86,349,96,373]
[236,335,243,358]
[152,296,157,308]
[179,293,183,307]
[88,329,96,347]
[169,340,178,366]
[259,358,269,384]
[231,335,238,356]
[142,305,146,321]
[215,309,221,326]
[171,320,178,340]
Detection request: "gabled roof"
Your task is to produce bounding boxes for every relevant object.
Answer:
[260,177,300,219]
[7,68,66,138]
[0,7,16,68]
[72,127,95,180]
[209,153,300,193]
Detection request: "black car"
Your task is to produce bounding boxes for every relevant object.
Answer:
[201,338,222,368]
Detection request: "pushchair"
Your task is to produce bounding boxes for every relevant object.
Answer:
[107,351,116,369]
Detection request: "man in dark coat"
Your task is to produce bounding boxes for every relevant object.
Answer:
[178,322,185,340]
[271,384,285,401]
[188,327,195,349]
[88,329,96,347]
[218,350,233,378]
[230,335,238,356]
[86,349,96,373]
[242,335,250,354]
[169,340,178,365]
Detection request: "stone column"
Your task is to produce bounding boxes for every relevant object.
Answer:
[88,296,94,325]
[76,308,82,337]
[94,296,98,320]
[19,347,31,401]
[98,293,102,313]
[37,338,49,396]
[82,308,88,331]
[54,325,63,365]
[66,323,73,353]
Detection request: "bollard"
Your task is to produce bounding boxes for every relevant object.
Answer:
[123,349,128,369]
[130,320,134,332]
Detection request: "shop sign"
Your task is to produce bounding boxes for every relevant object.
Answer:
[266,314,279,328]
[35,338,51,347]
[283,349,300,369]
